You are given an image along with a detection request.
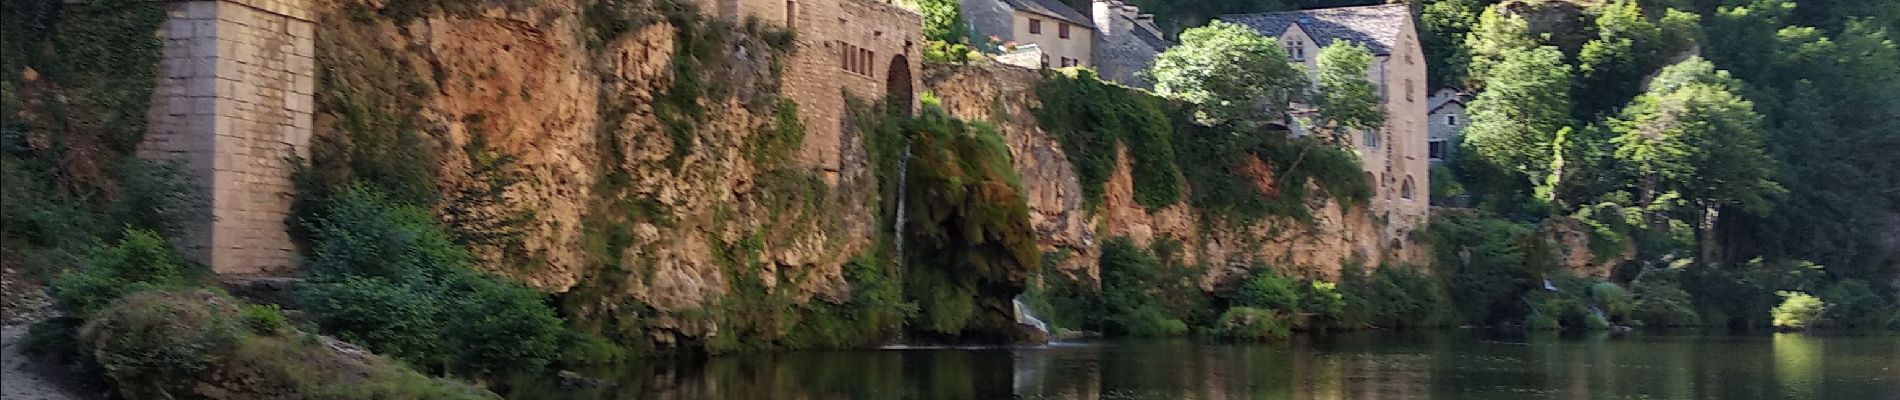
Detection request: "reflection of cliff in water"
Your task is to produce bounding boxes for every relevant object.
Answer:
[506,331,1900,400]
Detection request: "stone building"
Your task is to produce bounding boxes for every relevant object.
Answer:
[1223,4,1430,231]
[962,0,1096,69]
[1426,88,1471,165]
[140,0,315,275]
[1089,0,1168,88]
[693,0,922,181]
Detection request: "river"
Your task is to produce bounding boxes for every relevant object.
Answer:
[510,331,1899,399]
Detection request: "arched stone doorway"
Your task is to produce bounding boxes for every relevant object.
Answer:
[886,54,913,114]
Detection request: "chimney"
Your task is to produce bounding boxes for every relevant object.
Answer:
[1093,0,1116,36]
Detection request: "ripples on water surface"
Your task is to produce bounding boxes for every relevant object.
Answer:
[511,331,1900,399]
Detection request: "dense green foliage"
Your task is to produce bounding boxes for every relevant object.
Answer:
[1336,263,1453,329]
[298,187,569,377]
[1150,21,1307,126]
[1034,69,1182,209]
[1309,43,1385,143]
[912,0,979,63]
[890,105,1042,341]
[81,290,497,399]
[1035,71,1369,223]
[1770,291,1824,331]
[1423,0,1898,332]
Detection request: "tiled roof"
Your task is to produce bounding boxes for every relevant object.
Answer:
[1003,0,1096,28]
[1220,4,1410,55]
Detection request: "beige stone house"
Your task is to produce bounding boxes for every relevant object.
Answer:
[962,0,1097,69]
[1223,4,1430,230]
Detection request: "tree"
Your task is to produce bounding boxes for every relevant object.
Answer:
[1149,21,1307,126]
[1575,0,1662,119]
[915,0,975,63]
[1310,42,1383,144]
[1461,45,1572,188]
[1610,57,1783,259]
[1463,5,1536,88]
[1420,0,1484,89]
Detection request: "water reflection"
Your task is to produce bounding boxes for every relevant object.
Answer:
[510,331,1900,400]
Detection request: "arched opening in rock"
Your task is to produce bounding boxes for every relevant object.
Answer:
[886,54,913,114]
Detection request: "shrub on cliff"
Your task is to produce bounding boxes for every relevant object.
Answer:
[1098,237,1189,337]
[1338,264,1452,329]
[1426,213,1536,325]
[1771,291,1827,331]
[79,290,496,399]
[1232,270,1301,313]
[1214,307,1291,341]
[299,186,565,376]
[49,228,203,318]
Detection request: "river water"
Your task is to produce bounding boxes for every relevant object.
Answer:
[512,331,1899,399]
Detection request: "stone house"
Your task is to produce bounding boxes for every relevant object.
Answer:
[1427,88,1471,165]
[1223,4,1430,230]
[694,0,923,181]
[962,0,1096,69]
[1089,0,1168,88]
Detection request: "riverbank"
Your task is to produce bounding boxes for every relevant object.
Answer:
[1,325,100,400]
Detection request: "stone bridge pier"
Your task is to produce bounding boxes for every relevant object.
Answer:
[138,0,314,275]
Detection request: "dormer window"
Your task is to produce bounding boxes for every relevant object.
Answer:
[1030,18,1043,34]
[1286,40,1306,61]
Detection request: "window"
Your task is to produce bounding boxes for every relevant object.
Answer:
[1362,129,1380,148]
[1401,176,1415,200]
[1060,23,1071,39]
[1429,139,1448,160]
[1404,79,1414,101]
[1288,40,1305,61]
[1041,54,1050,69]
[1029,18,1042,34]
[839,43,874,76]
[785,0,797,29]
[1445,114,1457,126]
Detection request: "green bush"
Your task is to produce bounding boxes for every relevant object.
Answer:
[1426,213,1535,325]
[1300,280,1345,321]
[1214,307,1291,341]
[1338,264,1452,329]
[1589,281,1636,324]
[1771,291,1827,331]
[239,304,290,335]
[298,186,569,376]
[1629,271,1702,327]
[1098,237,1190,337]
[1232,270,1301,312]
[50,228,200,318]
[80,290,244,399]
[1817,279,1887,330]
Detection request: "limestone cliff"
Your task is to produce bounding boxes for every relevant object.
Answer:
[925,64,1427,289]
[310,0,876,348]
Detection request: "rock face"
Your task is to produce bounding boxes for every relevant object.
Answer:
[306,0,1424,348]
[310,0,877,346]
[926,64,1427,287]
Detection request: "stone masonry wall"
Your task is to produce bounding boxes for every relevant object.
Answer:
[701,0,921,181]
[140,0,314,275]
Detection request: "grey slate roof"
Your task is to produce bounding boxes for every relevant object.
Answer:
[1429,90,1472,113]
[1220,4,1410,55]
[1127,14,1169,49]
[1003,0,1096,28]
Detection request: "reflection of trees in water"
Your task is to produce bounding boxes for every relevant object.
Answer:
[1772,333,1821,400]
